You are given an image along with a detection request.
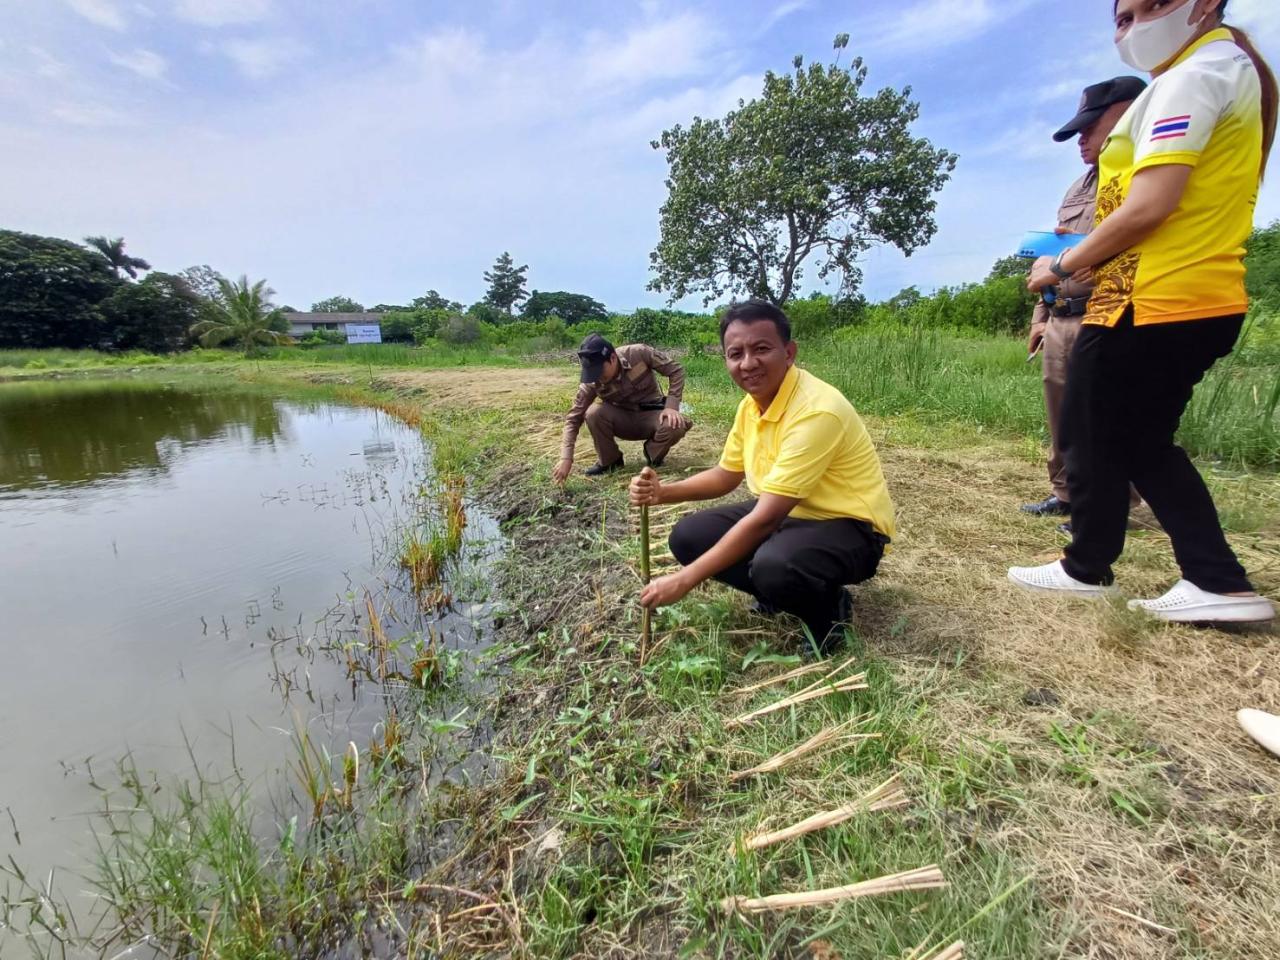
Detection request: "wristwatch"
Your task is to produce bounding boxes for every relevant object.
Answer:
[1049,251,1073,280]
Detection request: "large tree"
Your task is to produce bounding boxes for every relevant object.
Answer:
[84,235,151,280]
[523,290,609,325]
[311,295,365,313]
[649,37,957,306]
[191,276,290,355]
[411,290,463,312]
[483,252,529,315]
[101,273,203,353]
[0,230,119,348]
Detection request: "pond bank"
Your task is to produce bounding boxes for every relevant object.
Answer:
[7,361,1278,960]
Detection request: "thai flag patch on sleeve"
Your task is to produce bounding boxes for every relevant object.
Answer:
[1151,115,1191,142]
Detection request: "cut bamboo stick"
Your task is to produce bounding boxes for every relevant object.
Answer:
[726,673,867,727]
[639,503,652,662]
[928,942,964,960]
[720,865,946,915]
[727,659,831,697]
[728,717,870,782]
[736,774,908,851]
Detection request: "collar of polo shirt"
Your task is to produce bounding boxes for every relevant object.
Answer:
[758,364,801,420]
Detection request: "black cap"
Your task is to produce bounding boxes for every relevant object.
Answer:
[577,333,614,383]
[1053,76,1148,142]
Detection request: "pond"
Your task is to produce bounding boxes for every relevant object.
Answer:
[0,378,499,951]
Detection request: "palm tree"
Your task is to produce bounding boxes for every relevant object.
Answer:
[84,235,151,279]
[189,275,291,356]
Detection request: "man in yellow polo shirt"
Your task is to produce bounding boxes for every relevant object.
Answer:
[629,300,894,655]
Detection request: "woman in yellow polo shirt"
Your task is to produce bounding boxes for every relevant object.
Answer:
[1009,0,1277,623]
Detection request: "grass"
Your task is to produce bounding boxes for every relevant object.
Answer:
[2,329,1278,959]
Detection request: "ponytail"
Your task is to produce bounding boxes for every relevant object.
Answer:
[1224,24,1278,179]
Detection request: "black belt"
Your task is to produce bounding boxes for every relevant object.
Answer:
[638,398,667,411]
[1051,296,1089,317]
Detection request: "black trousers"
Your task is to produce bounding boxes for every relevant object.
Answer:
[669,501,886,642]
[1059,308,1251,593]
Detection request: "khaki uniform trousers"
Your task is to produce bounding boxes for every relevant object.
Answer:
[584,402,692,466]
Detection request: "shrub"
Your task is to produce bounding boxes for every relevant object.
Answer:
[440,314,483,344]
[299,328,346,346]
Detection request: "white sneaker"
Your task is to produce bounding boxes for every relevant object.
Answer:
[1007,560,1109,598]
[1128,580,1275,623]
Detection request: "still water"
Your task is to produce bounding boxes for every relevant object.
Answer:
[0,378,495,946]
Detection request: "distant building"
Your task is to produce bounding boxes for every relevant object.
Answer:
[286,312,382,339]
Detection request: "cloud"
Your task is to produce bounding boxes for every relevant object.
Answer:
[50,102,135,127]
[30,46,71,80]
[859,0,1041,55]
[172,0,272,27]
[108,47,169,80]
[582,12,723,89]
[760,0,810,32]
[222,37,308,79]
[65,0,127,31]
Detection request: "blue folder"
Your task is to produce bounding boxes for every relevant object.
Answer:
[1016,230,1087,259]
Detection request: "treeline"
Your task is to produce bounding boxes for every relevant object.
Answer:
[5,223,1278,355]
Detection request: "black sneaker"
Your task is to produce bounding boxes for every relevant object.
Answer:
[643,445,666,469]
[1057,521,1072,536]
[749,598,781,617]
[801,591,855,660]
[1021,495,1070,517]
[584,458,624,477]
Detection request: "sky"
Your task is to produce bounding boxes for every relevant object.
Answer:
[3,0,1278,312]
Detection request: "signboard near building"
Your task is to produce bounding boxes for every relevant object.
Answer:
[344,323,382,344]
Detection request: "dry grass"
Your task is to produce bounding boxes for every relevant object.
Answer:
[497,366,1280,958]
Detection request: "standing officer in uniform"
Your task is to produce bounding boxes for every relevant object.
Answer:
[552,333,692,482]
[1022,76,1147,520]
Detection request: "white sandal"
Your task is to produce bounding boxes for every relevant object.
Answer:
[1128,580,1275,623]
[1007,560,1109,598]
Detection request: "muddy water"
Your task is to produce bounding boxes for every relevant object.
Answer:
[0,378,497,946]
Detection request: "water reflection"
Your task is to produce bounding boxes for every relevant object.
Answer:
[0,380,287,491]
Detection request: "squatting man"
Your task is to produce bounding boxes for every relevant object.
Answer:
[628,300,895,656]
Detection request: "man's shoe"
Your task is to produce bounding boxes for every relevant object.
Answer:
[1128,580,1276,623]
[643,446,666,469]
[1021,495,1070,517]
[1057,521,1072,536]
[1007,560,1109,598]
[584,457,624,477]
[804,591,855,659]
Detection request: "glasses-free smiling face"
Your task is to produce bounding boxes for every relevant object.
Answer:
[722,318,797,405]
[1113,0,1219,38]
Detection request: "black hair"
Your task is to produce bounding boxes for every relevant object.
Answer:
[718,299,792,345]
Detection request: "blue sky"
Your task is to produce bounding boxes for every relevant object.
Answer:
[3,0,1277,312]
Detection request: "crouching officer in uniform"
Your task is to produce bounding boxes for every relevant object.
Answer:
[552,333,692,482]
[1022,75,1147,520]
[629,301,894,657]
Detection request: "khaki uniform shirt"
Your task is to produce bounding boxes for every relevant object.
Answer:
[1030,168,1098,339]
[560,344,686,461]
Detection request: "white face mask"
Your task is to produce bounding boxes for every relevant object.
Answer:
[1116,1,1206,72]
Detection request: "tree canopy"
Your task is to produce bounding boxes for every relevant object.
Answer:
[649,37,957,306]
[483,252,529,314]
[100,273,203,353]
[311,295,365,313]
[0,229,119,348]
[522,290,608,325]
[84,235,151,280]
[191,276,290,355]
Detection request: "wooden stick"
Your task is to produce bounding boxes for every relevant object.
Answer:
[928,942,965,960]
[728,717,869,782]
[727,659,831,697]
[737,774,908,851]
[720,865,947,915]
[726,673,867,727]
[639,502,652,663]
